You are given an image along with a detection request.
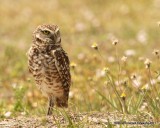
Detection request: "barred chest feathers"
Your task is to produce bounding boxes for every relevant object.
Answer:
[28,47,64,97]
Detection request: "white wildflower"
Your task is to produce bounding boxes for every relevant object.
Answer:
[112,39,119,45]
[124,49,136,57]
[4,111,12,118]
[108,56,115,63]
[144,58,152,69]
[136,30,148,44]
[121,56,127,62]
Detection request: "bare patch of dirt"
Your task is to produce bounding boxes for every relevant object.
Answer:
[0,112,156,128]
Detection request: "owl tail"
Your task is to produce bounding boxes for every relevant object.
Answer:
[56,97,68,108]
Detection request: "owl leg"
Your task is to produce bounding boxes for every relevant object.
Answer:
[47,96,54,115]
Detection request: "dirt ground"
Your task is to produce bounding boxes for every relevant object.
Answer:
[0,112,156,128]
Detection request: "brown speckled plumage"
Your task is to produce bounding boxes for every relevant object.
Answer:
[27,24,71,115]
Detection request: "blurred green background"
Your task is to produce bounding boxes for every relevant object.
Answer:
[0,0,160,118]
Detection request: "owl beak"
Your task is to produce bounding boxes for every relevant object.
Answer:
[35,33,44,43]
[55,28,59,33]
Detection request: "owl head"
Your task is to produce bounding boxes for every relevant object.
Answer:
[33,24,61,46]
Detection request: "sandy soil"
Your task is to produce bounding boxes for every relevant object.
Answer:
[0,112,156,128]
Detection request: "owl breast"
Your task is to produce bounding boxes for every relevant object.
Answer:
[28,47,64,97]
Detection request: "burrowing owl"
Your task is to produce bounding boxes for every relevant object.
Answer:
[27,24,71,115]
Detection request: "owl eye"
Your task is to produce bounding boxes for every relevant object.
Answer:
[42,30,50,35]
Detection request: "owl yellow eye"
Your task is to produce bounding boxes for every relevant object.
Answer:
[42,30,50,35]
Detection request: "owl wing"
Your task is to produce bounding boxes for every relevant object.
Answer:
[27,47,34,74]
[52,49,71,88]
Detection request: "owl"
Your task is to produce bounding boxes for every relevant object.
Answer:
[27,24,71,115]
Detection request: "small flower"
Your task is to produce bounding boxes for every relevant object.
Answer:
[121,56,127,62]
[77,53,85,60]
[152,49,159,56]
[136,30,147,44]
[112,39,119,45]
[122,79,127,86]
[4,111,12,118]
[156,97,159,101]
[108,56,115,63]
[141,84,149,90]
[96,69,106,78]
[11,83,17,89]
[27,91,33,98]
[138,56,145,61]
[75,22,86,32]
[131,73,141,88]
[157,21,160,27]
[32,102,38,108]
[21,112,26,116]
[91,42,98,50]
[140,102,148,111]
[120,92,126,100]
[70,62,77,69]
[144,58,152,69]
[150,79,156,85]
[124,49,136,56]
[131,74,136,79]
[103,67,110,74]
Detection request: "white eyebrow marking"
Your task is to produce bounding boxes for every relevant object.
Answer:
[55,28,59,33]
[42,28,51,32]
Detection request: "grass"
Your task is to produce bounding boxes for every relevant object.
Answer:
[0,0,160,127]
